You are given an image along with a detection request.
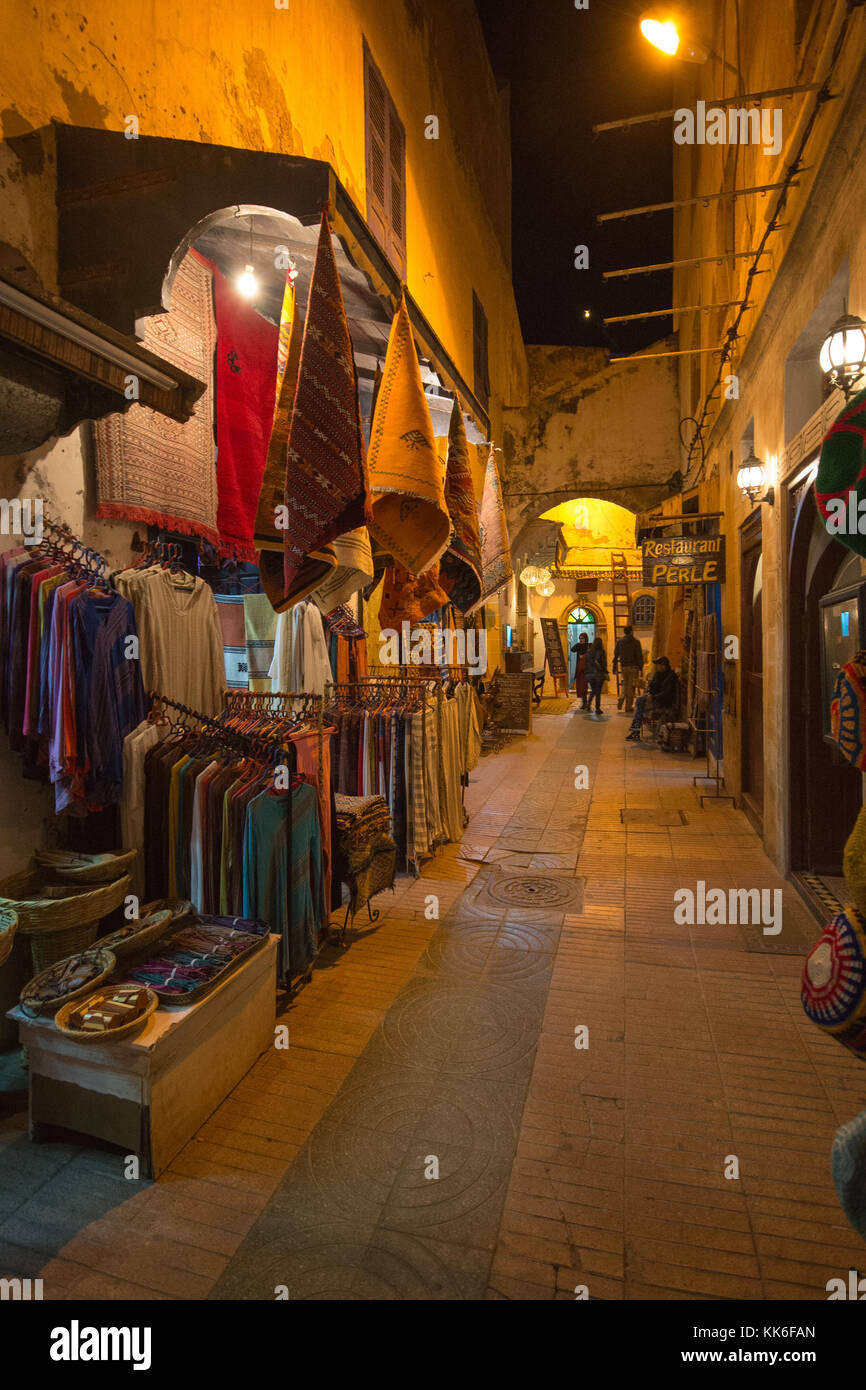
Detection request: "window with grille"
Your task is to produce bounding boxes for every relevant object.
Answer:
[472,291,490,410]
[364,43,406,279]
[632,594,656,627]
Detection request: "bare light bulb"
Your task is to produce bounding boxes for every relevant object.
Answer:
[236,264,259,300]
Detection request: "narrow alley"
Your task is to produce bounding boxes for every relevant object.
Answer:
[2,705,859,1302]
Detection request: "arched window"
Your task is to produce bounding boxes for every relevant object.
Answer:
[632,594,655,627]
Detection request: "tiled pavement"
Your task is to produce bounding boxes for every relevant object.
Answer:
[1,706,865,1299]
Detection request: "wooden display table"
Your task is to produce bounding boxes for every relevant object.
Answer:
[8,934,278,1177]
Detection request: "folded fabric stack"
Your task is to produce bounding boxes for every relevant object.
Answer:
[334,793,396,913]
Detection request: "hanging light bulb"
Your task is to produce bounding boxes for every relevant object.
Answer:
[236,264,259,300]
[235,212,259,300]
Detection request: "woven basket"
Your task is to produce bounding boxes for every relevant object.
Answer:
[99,908,175,961]
[19,947,116,1019]
[54,986,158,1044]
[0,868,132,933]
[34,849,137,883]
[137,898,193,926]
[0,906,17,968]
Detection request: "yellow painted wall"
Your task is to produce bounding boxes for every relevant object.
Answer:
[1,0,527,437]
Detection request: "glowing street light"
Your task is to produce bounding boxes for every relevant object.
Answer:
[639,8,710,64]
[640,15,680,56]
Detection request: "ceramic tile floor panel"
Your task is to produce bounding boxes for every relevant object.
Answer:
[0,707,864,1299]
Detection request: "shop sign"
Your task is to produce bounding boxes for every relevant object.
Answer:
[642,535,725,586]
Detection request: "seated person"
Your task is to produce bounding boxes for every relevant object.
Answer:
[626,656,679,742]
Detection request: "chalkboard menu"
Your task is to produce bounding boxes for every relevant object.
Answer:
[540,618,568,677]
[492,673,533,732]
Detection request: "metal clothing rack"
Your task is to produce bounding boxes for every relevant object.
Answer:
[221,689,326,803]
[147,689,329,989]
[691,677,735,807]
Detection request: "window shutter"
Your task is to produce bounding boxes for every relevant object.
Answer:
[364,49,389,252]
[473,291,490,409]
[387,108,407,277]
[364,42,407,279]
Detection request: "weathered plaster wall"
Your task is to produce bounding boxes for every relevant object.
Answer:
[503,344,681,557]
[673,12,866,871]
[0,0,527,435]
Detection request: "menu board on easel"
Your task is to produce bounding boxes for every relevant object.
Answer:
[540,618,567,678]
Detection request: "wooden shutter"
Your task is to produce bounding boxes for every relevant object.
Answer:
[473,291,490,410]
[387,106,407,278]
[364,48,389,253]
[364,43,407,279]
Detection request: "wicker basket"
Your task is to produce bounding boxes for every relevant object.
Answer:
[0,868,132,932]
[19,947,116,1019]
[0,869,132,972]
[136,898,193,926]
[54,987,158,1044]
[99,908,175,961]
[34,849,137,883]
[0,906,17,968]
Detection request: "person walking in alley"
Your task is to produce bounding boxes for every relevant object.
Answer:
[571,630,590,710]
[626,655,679,742]
[585,636,608,719]
[612,625,644,713]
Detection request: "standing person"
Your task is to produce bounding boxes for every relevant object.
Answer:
[585,636,608,720]
[612,625,645,713]
[571,630,590,711]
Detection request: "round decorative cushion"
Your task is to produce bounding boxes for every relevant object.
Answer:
[815,383,866,559]
[831,656,866,770]
[801,907,866,1054]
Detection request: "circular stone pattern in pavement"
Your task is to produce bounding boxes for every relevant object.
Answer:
[485,872,582,910]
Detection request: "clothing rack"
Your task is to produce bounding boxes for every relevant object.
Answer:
[31,515,112,589]
[148,688,332,989]
[221,689,326,803]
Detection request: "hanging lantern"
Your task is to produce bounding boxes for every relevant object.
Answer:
[519,565,551,588]
[736,450,774,506]
[537,578,556,598]
[820,313,866,401]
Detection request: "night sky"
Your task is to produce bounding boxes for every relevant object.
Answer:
[476,0,675,355]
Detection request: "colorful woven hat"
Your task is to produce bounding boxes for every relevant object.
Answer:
[802,906,866,1055]
[815,384,866,558]
[830,652,866,769]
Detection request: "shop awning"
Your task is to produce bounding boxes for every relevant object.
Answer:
[0,274,205,452]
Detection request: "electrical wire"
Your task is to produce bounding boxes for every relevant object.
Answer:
[683,0,864,486]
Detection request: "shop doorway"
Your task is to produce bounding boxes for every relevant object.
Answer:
[789,480,863,880]
[740,514,764,831]
[566,606,596,686]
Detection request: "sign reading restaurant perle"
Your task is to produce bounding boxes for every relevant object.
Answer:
[642,535,725,586]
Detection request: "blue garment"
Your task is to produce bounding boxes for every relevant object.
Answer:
[243,782,324,978]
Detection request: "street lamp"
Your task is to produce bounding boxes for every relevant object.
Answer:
[639,8,709,63]
[820,312,866,401]
[737,450,774,507]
